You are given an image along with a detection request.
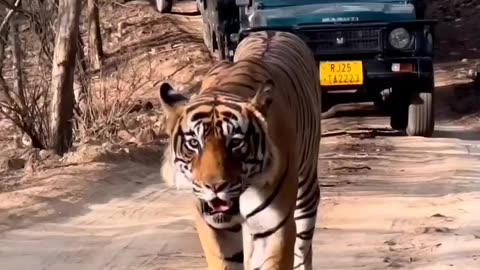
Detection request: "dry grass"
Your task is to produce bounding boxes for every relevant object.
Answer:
[0,1,174,151]
[0,0,57,149]
[73,47,159,143]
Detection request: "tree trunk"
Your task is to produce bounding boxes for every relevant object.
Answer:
[0,0,21,106]
[0,23,11,106]
[9,9,25,107]
[75,31,88,106]
[87,0,103,70]
[48,0,82,155]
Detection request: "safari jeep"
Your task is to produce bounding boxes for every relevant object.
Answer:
[197,0,436,137]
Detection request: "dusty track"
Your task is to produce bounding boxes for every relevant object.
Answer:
[1,1,480,269]
[2,85,479,269]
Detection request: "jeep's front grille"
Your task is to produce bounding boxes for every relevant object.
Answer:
[300,28,382,54]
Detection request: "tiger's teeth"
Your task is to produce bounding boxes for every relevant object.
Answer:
[207,201,214,209]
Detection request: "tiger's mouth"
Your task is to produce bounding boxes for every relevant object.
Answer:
[201,197,240,216]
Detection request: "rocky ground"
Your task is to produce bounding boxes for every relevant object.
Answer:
[0,0,480,269]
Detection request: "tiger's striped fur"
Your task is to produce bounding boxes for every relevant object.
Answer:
[159,31,322,270]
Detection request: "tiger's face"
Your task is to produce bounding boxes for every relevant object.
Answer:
[159,82,274,229]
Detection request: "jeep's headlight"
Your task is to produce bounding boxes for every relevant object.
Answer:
[388,28,411,49]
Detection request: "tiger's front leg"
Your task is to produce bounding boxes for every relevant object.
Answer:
[243,212,296,270]
[194,208,244,270]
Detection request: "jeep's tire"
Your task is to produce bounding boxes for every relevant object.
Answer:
[374,88,393,115]
[390,109,407,130]
[406,91,434,137]
[374,95,390,115]
[389,91,409,130]
[155,0,172,13]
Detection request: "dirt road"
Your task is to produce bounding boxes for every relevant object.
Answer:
[1,71,480,269]
[1,1,480,270]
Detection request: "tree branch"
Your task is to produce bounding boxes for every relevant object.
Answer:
[0,0,22,35]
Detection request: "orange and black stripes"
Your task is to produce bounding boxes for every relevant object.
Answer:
[160,30,322,270]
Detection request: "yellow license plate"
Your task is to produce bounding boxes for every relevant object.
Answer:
[320,61,363,86]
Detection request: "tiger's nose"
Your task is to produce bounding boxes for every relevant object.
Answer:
[204,182,229,193]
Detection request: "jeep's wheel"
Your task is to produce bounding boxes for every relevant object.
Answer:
[374,88,392,115]
[390,109,407,130]
[374,95,390,115]
[389,91,409,130]
[406,91,435,137]
[155,0,172,13]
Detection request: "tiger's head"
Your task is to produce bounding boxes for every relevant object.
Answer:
[159,81,277,228]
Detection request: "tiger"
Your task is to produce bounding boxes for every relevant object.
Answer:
[159,31,322,270]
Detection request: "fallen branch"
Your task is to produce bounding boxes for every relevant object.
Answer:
[332,166,371,171]
[164,62,190,80]
[321,127,403,138]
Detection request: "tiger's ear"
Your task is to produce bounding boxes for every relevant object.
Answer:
[159,82,188,117]
[250,79,274,115]
[159,82,188,135]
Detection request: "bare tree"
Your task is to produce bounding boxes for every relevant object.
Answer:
[75,30,88,105]
[0,0,50,149]
[48,0,81,155]
[9,2,25,106]
[0,0,21,106]
[87,0,103,70]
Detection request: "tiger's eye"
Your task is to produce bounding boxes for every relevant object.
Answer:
[230,138,243,148]
[230,138,242,146]
[187,138,199,148]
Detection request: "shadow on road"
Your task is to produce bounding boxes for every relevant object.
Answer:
[433,128,480,141]
[321,80,480,141]
[0,144,169,234]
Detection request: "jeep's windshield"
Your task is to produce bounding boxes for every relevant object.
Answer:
[258,0,410,8]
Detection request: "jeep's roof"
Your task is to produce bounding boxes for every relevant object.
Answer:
[257,0,410,8]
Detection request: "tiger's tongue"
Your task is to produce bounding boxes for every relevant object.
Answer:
[209,198,232,212]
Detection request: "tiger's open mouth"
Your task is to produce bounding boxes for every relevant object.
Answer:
[201,197,240,216]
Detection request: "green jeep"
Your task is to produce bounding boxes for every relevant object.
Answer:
[198,0,436,137]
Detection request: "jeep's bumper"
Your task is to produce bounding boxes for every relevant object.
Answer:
[318,56,434,93]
